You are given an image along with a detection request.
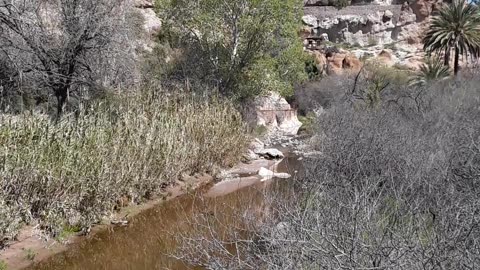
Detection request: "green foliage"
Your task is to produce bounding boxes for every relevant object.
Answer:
[298,113,317,134]
[305,55,321,80]
[362,62,410,108]
[23,249,36,261]
[56,225,82,242]
[156,0,308,99]
[0,91,247,243]
[409,58,451,87]
[0,260,6,270]
[423,0,480,75]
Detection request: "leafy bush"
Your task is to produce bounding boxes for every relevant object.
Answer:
[304,56,321,80]
[155,0,308,100]
[0,91,247,246]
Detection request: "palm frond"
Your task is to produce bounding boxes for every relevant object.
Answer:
[423,0,480,63]
[409,58,451,87]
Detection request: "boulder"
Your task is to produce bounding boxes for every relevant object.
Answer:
[326,53,362,75]
[258,167,275,178]
[302,15,318,27]
[243,149,259,162]
[249,138,265,152]
[138,8,162,36]
[343,54,362,71]
[410,0,443,22]
[255,148,285,160]
[372,0,393,5]
[244,92,302,136]
[258,167,292,181]
[376,49,396,66]
[134,0,154,8]
[383,10,394,20]
[309,50,327,75]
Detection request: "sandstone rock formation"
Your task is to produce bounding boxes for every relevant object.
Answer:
[326,52,363,75]
[134,0,162,51]
[302,0,441,70]
[244,92,303,136]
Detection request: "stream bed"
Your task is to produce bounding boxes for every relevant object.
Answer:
[26,155,304,270]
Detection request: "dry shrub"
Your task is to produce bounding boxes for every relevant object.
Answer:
[0,91,247,246]
[177,79,480,269]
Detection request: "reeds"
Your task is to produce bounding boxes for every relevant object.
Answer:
[0,91,247,244]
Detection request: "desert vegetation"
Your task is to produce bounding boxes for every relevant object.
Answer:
[173,1,480,269]
[2,0,480,269]
[0,0,296,249]
[155,0,308,100]
[0,92,247,248]
[177,69,480,270]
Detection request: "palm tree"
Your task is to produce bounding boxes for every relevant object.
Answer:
[423,0,480,75]
[409,57,451,87]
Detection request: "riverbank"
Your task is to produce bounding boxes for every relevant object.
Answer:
[0,147,290,270]
[0,172,213,270]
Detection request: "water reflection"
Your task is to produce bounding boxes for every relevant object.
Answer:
[28,157,303,270]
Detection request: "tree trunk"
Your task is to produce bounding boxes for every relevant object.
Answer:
[55,87,68,118]
[454,46,460,76]
[444,47,450,66]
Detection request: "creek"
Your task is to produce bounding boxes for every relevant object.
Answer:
[27,154,304,270]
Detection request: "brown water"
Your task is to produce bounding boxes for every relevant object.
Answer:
[27,156,303,270]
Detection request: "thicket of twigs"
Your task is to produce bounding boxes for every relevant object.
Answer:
[177,76,480,269]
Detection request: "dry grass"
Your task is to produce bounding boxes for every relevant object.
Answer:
[0,91,247,246]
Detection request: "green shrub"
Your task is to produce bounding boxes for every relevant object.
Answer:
[298,113,317,135]
[0,260,6,270]
[334,0,351,9]
[0,91,247,244]
[304,56,321,80]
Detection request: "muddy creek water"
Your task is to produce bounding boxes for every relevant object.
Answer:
[27,156,304,270]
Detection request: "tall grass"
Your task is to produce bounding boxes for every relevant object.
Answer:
[0,91,247,246]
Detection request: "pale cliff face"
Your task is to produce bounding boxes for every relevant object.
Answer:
[302,0,442,46]
[302,0,444,71]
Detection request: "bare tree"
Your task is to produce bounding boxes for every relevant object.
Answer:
[0,0,139,116]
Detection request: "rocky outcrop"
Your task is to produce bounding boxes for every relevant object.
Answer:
[302,1,444,47]
[134,0,162,51]
[303,5,404,46]
[302,0,441,70]
[244,92,302,136]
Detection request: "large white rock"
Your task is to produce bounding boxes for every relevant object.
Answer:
[302,15,318,27]
[138,8,162,36]
[244,91,302,136]
[259,167,275,178]
[249,138,265,152]
[258,167,292,181]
